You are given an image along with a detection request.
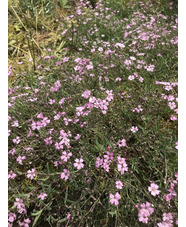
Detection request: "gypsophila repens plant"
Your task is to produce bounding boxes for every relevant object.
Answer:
[8,0,177,226]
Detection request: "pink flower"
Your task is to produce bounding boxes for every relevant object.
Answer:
[128,75,135,80]
[42,117,50,127]
[139,77,144,82]
[67,212,71,220]
[37,112,44,119]
[8,148,16,155]
[59,98,65,105]
[148,183,160,196]
[115,43,125,48]
[157,222,171,227]
[98,47,103,52]
[31,121,42,130]
[163,213,173,223]
[117,163,128,174]
[145,64,155,72]
[38,193,47,200]
[117,139,126,147]
[19,218,31,227]
[61,137,70,146]
[116,181,123,189]
[168,95,175,101]
[61,151,72,162]
[8,170,17,180]
[140,202,154,214]
[95,157,103,168]
[82,90,91,99]
[14,198,23,209]
[61,169,70,181]
[115,77,122,82]
[56,61,62,66]
[75,134,81,141]
[49,99,55,105]
[174,109,178,115]
[165,85,173,91]
[168,102,176,110]
[175,141,178,150]
[27,168,36,180]
[170,115,177,121]
[115,192,121,200]
[109,192,121,205]
[55,141,64,150]
[74,65,81,71]
[12,120,19,127]
[27,128,33,138]
[89,96,96,103]
[8,213,16,223]
[104,151,114,161]
[13,136,20,144]
[175,172,178,181]
[138,209,150,223]
[8,65,13,76]
[117,156,128,174]
[44,137,53,145]
[16,156,26,165]
[157,213,173,227]
[8,129,11,136]
[131,126,138,133]
[124,59,132,66]
[74,158,84,170]
[61,29,67,36]
[14,198,26,214]
[103,162,110,172]
[163,193,173,202]
[63,57,69,62]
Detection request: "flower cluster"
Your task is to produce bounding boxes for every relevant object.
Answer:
[19,218,31,227]
[14,198,27,214]
[156,81,178,121]
[8,213,16,223]
[95,147,128,176]
[163,173,178,202]
[137,202,154,224]
[157,213,174,227]
[8,0,177,225]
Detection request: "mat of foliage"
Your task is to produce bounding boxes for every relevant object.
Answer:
[8,0,178,226]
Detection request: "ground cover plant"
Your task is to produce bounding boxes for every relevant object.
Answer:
[8,0,178,226]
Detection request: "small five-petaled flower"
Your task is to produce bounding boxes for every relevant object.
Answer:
[37,193,47,200]
[74,158,84,170]
[109,192,121,205]
[148,183,160,196]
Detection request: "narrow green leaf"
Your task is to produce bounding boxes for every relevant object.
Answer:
[32,209,43,227]
[58,217,67,223]
[64,187,68,205]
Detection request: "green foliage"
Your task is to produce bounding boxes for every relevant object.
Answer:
[8,0,177,226]
[59,0,68,8]
[18,0,55,16]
